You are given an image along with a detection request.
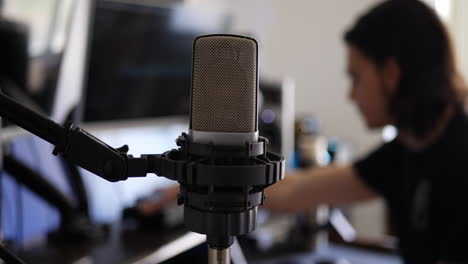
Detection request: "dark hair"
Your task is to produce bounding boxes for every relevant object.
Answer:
[344,0,466,138]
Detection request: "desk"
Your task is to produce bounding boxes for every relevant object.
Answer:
[16,222,403,264]
[16,223,205,264]
[250,243,402,264]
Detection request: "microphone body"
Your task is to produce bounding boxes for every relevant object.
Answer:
[190,35,259,146]
[177,35,284,250]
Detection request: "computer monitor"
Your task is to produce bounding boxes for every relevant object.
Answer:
[82,0,231,122]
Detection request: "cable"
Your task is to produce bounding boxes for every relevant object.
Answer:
[0,148,25,264]
[11,140,23,245]
[15,183,21,246]
[0,153,3,239]
[0,243,26,264]
[1,171,15,243]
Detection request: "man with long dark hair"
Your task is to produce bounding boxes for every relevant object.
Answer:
[266,1,468,263]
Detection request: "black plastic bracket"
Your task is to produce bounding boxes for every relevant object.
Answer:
[141,133,285,249]
[175,132,269,158]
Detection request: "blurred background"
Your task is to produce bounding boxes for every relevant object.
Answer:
[1,0,467,263]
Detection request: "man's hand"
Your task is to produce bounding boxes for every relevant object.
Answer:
[138,184,180,215]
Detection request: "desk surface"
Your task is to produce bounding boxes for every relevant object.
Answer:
[17,225,403,264]
[250,243,402,264]
[17,224,205,264]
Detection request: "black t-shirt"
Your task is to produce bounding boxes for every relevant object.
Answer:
[354,109,468,264]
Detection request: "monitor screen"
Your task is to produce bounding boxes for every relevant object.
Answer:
[82,0,231,122]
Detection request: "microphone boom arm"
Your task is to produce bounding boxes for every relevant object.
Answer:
[0,91,149,182]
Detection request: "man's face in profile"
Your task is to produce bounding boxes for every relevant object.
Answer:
[346,45,395,129]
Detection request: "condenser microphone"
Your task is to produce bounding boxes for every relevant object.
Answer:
[171,35,284,264]
[190,35,259,146]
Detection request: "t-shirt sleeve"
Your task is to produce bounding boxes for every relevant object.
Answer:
[353,140,402,200]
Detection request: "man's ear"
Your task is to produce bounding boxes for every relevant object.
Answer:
[381,57,400,96]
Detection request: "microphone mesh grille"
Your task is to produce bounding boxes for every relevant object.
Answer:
[191,35,257,133]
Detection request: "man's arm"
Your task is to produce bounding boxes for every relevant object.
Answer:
[138,184,180,215]
[264,165,378,213]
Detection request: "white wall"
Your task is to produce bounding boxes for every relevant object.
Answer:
[448,0,468,85]
[52,0,90,122]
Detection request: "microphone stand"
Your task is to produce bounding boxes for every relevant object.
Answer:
[209,246,230,264]
[0,91,285,263]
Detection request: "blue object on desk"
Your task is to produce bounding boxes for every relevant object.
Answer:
[1,136,69,243]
